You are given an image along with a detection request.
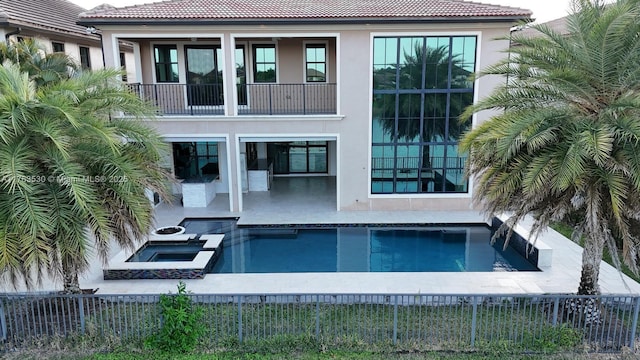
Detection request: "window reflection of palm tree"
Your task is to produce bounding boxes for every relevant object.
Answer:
[373,45,472,185]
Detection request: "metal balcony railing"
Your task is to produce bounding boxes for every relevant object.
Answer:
[237,83,337,115]
[126,83,337,116]
[371,156,467,170]
[127,83,225,116]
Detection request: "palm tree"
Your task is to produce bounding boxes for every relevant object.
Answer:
[460,0,640,296]
[0,40,170,293]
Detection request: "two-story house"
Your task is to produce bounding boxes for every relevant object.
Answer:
[0,0,135,79]
[78,0,531,213]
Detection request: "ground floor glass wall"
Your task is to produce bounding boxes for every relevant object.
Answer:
[267,141,328,174]
[172,142,219,181]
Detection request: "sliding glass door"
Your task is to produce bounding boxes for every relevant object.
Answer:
[268,142,328,174]
[185,46,224,106]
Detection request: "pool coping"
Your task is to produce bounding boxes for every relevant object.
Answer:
[103,233,224,280]
[6,210,639,295]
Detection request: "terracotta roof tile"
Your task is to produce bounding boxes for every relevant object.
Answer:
[79,0,531,22]
[0,0,97,39]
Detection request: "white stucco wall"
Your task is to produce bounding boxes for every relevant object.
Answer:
[97,22,515,212]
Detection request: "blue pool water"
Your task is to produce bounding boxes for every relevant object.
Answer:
[127,241,205,262]
[178,219,539,273]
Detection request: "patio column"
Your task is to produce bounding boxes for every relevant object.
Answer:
[228,134,241,212]
[222,33,236,116]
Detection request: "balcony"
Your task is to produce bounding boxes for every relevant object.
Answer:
[237,83,337,115]
[127,83,225,116]
[127,83,337,117]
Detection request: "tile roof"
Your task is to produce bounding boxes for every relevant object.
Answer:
[79,0,532,23]
[518,15,569,38]
[0,0,98,40]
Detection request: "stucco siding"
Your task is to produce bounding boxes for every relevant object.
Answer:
[99,22,515,212]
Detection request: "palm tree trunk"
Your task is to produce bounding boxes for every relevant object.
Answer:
[577,236,604,295]
[62,258,81,294]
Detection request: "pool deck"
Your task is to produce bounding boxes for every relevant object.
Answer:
[3,209,639,296]
[1,176,640,295]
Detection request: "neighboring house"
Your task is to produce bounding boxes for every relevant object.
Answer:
[0,0,135,79]
[78,0,531,212]
[518,15,569,37]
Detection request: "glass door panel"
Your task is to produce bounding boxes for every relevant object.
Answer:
[288,146,308,173]
[236,46,247,106]
[267,142,329,174]
[308,146,327,172]
[268,143,289,174]
[185,46,223,106]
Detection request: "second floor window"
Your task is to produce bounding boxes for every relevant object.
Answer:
[119,52,127,82]
[253,44,276,83]
[79,46,91,69]
[154,45,179,82]
[52,42,65,53]
[305,44,326,82]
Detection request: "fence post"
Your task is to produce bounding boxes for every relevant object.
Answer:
[392,295,398,345]
[552,297,560,326]
[0,300,6,341]
[78,296,85,335]
[470,296,478,348]
[238,295,243,343]
[629,296,640,350]
[315,296,320,340]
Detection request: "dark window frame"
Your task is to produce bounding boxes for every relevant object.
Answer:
[305,43,327,83]
[154,44,179,83]
[119,52,127,82]
[172,142,219,180]
[370,36,477,195]
[79,46,91,69]
[52,42,65,53]
[184,44,224,106]
[252,44,277,83]
[236,45,248,106]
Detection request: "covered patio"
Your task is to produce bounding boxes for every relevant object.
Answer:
[153,176,338,226]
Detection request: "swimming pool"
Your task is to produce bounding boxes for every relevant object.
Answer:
[127,241,205,262]
[178,219,539,273]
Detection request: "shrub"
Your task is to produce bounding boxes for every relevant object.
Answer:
[146,281,205,353]
[530,324,583,352]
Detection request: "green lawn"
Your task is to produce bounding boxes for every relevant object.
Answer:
[4,350,636,360]
[550,222,640,283]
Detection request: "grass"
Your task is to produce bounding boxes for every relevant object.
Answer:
[550,222,640,283]
[5,348,639,360]
[10,294,635,355]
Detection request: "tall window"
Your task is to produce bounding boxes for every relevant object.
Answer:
[236,45,247,105]
[119,52,127,81]
[154,45,179,82]
[305,44,326,82]
[253,44,276,83]
[371,36,477,194]
[79,46,91,69]
[52,42,65,53]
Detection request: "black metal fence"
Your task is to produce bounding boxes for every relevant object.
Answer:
[237,83,337,115]
[127,83,225,116]
[1,293,638,352]
[125,83,338,116]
